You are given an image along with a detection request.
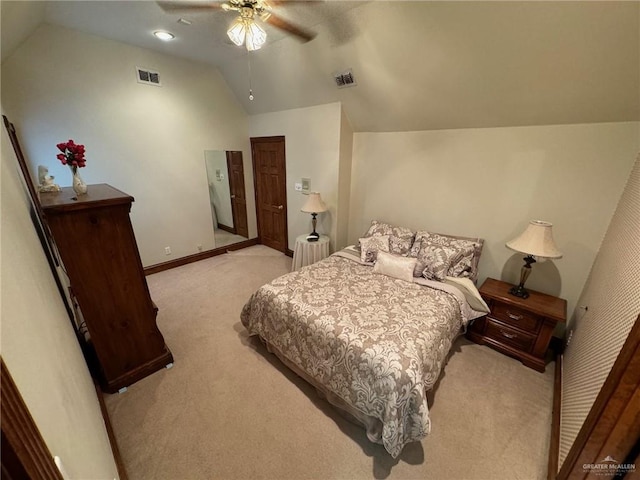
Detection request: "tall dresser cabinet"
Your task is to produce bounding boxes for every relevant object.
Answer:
[40,184,173,393]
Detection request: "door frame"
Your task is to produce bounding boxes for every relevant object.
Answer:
[1,357,63,479]
[553,313,640,479]
[250,136,289,254]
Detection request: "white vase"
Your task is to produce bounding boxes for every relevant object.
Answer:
[71,167,88,195]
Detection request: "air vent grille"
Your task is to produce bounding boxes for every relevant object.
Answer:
[136,67,162,86]
[333,69,356,88]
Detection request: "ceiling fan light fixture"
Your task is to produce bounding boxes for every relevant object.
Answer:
[227,15,266,51]
[227,17,246,46]
[245,21,266,51]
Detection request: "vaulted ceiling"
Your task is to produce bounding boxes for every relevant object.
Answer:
[2,1,639,132]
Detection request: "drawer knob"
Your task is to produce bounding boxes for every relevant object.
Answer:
[507,311,523,321]
[500,330,517,339]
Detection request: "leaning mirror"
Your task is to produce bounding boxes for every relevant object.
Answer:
[204,150,249,249]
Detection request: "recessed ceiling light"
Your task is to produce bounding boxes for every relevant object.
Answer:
[154,31,175,41]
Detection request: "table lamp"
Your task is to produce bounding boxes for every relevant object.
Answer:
[505,220,562,299]
[301,192,327,242]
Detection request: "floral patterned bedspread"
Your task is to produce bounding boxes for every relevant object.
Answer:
[240,253,465,457]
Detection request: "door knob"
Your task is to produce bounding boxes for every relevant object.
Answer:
[231,195,236,199]
[277,205,284,210]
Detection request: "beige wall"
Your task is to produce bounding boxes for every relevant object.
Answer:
[0,0,45,61]
[1,23,255,267]
[249,102,344,251]
[349,123,640,318]
[336,106,354,250]
[1,125,119,479]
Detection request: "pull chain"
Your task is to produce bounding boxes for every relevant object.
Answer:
[247,50,254,101]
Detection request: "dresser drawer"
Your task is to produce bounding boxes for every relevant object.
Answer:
[491,302,542,333]
[485,319,536,352]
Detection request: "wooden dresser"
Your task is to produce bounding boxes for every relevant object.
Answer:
[40,184,173,393]
[466,277,566,372]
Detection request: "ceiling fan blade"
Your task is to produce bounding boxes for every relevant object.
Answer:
[157,1,224,13]
[264,12,316,42]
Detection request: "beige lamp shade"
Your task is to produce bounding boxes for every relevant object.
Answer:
[301,192,327,214]
[506,220,562,259]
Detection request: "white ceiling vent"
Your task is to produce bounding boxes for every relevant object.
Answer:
[136,67,162,86]
[333,69,356,89]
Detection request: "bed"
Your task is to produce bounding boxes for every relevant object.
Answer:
[240,222,488,457]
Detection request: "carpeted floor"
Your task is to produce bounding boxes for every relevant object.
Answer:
[104,245,553,480]
[214,228,248,249]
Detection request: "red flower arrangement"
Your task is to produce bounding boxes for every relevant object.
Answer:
[56,139,86,171]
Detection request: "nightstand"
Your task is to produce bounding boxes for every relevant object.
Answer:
[466,277,566,372]
[291,234,330,271]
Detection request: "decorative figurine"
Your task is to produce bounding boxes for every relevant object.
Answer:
[37,165,61,192]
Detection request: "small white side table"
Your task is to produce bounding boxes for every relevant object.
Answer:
[291,234,330,271]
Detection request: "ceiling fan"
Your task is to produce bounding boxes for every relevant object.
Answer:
[158,1,317,51]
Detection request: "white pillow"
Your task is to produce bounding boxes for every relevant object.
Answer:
[373,251,417,283]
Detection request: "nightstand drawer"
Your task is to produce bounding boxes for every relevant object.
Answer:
[485,319,536,352]
[491,303,541,333]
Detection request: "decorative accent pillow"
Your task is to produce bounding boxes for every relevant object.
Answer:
[414,239,461,281]
[363,220,393,238]
[373,251,417,283]
[410,231,483,281]
[389,235,414,256]
[362,220,415,256]
[359,235,390,263]
[448,244,476,278]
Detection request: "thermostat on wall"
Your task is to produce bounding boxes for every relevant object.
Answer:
[301,178,311,193]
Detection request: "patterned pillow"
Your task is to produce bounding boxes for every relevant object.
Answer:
[414,239,461,281]
[410,231,483,281]
[373,251,417,283]
[389,235,414,256]
[359,235,390,263]
[363,220,393,237]
[448,244,476,278]
[362,220,415,256]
